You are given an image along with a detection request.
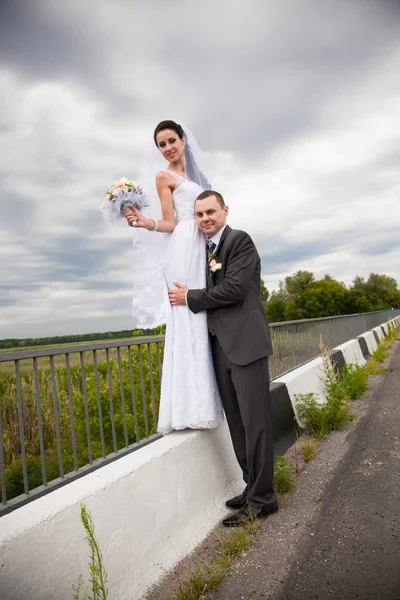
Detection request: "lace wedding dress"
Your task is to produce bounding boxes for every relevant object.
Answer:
[156,170,224,434]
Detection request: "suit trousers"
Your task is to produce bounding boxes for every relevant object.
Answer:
[211,336,276,509]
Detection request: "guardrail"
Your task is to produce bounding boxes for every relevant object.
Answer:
[0,309,398,514]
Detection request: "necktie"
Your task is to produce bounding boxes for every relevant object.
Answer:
[207,239,216,253]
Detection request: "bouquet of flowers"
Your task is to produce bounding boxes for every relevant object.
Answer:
[102,177,149,227]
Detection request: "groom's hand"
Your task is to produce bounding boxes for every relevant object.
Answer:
[168,281,189,306]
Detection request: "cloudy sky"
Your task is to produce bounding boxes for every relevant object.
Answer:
[1,0,399,339]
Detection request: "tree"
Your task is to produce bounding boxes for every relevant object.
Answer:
[363,273,397,301]
[297,280,349,318]
[387,290,400,309]
[285,270,315,297]
[260,278,270,303]
[352,275,366,290]
[265,298,286,323]
[284,301,304,321]
[269,280,288,302]
[345,288,373,314]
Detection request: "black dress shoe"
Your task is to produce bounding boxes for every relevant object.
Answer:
[225,486,248,509]
[222,503,279,527]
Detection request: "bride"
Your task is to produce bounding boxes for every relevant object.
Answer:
[124,120,223,434]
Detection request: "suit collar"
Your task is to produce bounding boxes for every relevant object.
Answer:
[214,224,232,255]
[208,224,228,248]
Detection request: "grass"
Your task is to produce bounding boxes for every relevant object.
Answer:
[174,454,293,600]
[0,344,162,501]
[273,456,297,494]
[297,323,400,442]
[73,504,108,600]
[0,338,136,354]
[294,340,356,440]
[366,324,399,374]
[0,345,136,373]
[175,521,259,600]
[301,438,319,462]
[295,391,354,440]
[341,363,369,399]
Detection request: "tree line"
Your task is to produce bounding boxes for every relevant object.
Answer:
[1,272,398,349]
[0,325,166,350]
[261,271,400,323]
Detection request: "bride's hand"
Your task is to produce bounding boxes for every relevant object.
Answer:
[123,206,147,228]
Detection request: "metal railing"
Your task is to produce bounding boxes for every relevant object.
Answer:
[0,309,398,515]
[268,309,399,378]
[0,337,164,515]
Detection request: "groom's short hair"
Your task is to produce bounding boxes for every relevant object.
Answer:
[196,190,225,208]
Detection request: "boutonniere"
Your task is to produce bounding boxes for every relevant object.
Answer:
[208,251,223,275]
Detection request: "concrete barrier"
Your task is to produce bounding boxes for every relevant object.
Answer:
[0,423,242,600]
[358,331,378,355]
[335,339,367,367]
[356,336,370,359]
[274,357,327,428]
[270,381,297,456]
[372,326,385,343]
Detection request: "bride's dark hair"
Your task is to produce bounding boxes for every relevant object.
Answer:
[153,120,211,190]
[153,120,185,146]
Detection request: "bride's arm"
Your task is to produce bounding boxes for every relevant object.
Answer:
[124,172,176,233]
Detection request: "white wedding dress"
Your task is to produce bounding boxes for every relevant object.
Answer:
[156,170,224,434]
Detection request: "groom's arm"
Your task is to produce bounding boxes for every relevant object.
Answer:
[187,231,258,314]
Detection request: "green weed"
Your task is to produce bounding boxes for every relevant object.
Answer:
[273,456,297,494]
[301,438,319,462]
[295,341,354,439]
[174,520,259,600]
[371,346,386,364]
[73,504,108,600]
[340,363,368,399]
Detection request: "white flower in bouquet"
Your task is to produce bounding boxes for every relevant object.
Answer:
[102,176,149,227]
[106,177,146,205]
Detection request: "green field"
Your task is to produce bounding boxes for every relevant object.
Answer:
[0,341,164,502]
[0,336,140,354]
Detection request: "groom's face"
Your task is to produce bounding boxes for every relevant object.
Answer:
[195,196,229,237]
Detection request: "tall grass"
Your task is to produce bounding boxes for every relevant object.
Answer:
[295,341,355,439]
[0,344,163,501]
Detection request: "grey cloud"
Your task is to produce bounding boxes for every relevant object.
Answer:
[0,1,144,120]
[1,0,400,337]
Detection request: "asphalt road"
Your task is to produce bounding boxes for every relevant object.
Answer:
[209,341,400,600]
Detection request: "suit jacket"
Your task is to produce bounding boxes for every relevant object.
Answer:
[187,225,273,366]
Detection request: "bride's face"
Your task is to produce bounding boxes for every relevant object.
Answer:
[156,129,185,163]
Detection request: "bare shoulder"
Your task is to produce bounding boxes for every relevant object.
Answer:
[156,170,175,187]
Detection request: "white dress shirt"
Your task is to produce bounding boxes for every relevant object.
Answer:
[207,224,228,251]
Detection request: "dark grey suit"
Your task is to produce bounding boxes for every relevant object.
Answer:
[187,225,276,510]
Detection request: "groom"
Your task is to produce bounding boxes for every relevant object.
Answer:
[168,190,277,526]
